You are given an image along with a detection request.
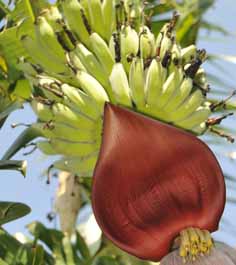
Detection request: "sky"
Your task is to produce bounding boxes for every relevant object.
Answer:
[0,0,236,247]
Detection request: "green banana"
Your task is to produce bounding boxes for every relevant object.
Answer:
[80,0,91,25]
[61,83,102,119]
[194,68,207,86]
[52,103,96,130]
[73,43,109,88]
[21,35,67,74]
[50,138,100,157]
[109,63,132,107]
[129,58,145,108]
[68,50,87,71]
[32,122,101,142]
[145,58,164,107]
[88,0,106,40]
[170,90,204,122]
[140,26,156,59]
[158,66,184,108]
[124,0,142,30]
[60,0,91,49]
[37,141,58,155]
[191,123,207,135]
[159,34,173,60]
[31,100,53,122]
[53,152,98,176]
[164,77,193,112]
[181,45,197,64]
[90,32,115,75]
[75,71,109,109]
[102,0,116,41]
[17,59,37,78]
[41,6,62,31]
[35,16,66,60]
[120,26,139,73]
[175,106,211,130]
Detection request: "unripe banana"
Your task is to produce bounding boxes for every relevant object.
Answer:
[125,0,142,30]
[50,138,100,157]
[68,50,87,71]
[109,63,132,107]
[155,23,169,51]
[61,83,102,119]
[74,43,109,88]
[52,103,96,130]
[164,77,193,112]
[35,16,66,60]
[75,71,109,110]
[191,123,207,135]
[53,152,98,176]
[194,68,207,85]
[181,45,197,64]
[61,0,91,49]
[17,59,37,77]
[145,59,163,107]
[175,106,211,130]
[80,0,91,24]
[31,100,53,121]
[41,6,62,31]
[170,90,204,122]
[36,76,63,102]
[159,34,173,60]
[168,43,182,72]
[102,0,116,41]
[120,26,139,73]
[32,122,100,142]
[140,26,156,59]
[21,35,67,74]
[158,66,184,108]
[129,58,145,108]
[88,0,106,40]
[90,32,115,75]
[37,141,58,155]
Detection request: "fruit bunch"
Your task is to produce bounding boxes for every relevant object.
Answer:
[18,0,217,176]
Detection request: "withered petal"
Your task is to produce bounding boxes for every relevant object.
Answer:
[92,103,225,261]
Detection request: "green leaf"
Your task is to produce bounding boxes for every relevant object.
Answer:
[0,101,23,122]
[2,126,42,160]
[0,1,10,19]
[27,222,65,264]
[0,201,31,225]
[12,79,32,100]
[0,228,22,263]
[210,54,236,64]
[93,256,119,265]
[75,230,91,260]
[0,160,27,177]
[32,245,45,265]
[200,20,230,35]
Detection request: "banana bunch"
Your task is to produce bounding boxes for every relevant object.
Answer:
[18,1,217,176]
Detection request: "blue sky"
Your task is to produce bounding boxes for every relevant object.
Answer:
[0,0,236,246]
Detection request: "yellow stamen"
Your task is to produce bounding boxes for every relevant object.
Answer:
[179,227,214,262]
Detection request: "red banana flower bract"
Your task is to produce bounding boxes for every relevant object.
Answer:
[92,103,225,261]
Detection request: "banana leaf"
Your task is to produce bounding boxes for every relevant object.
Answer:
[0,201,30,225]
